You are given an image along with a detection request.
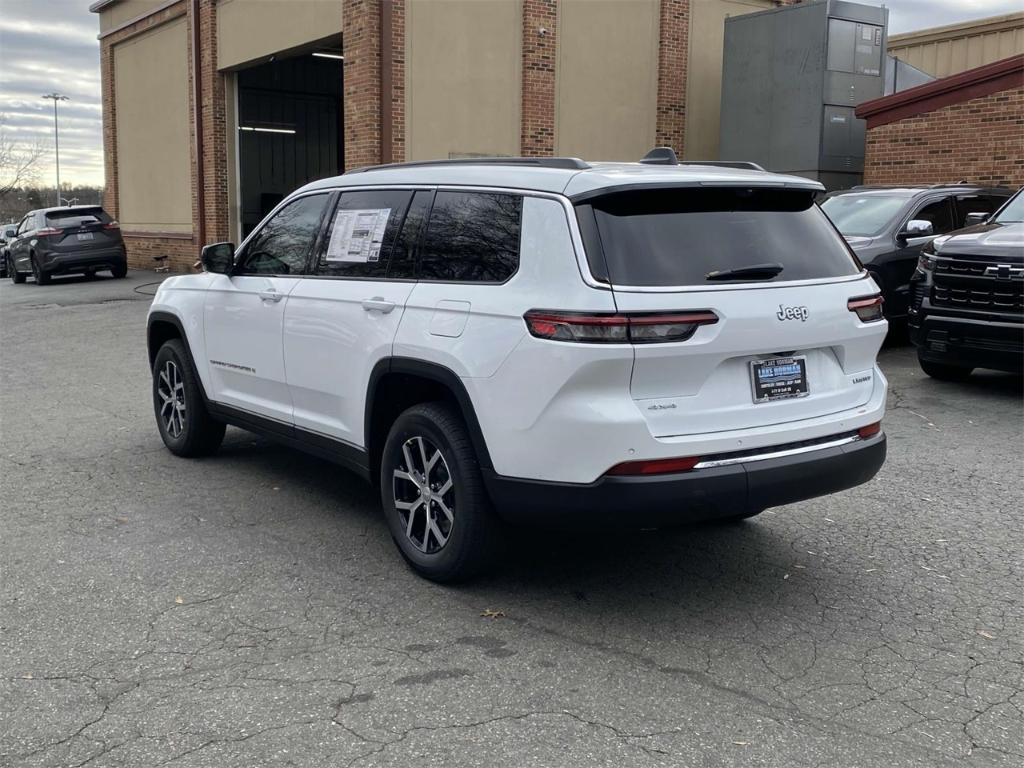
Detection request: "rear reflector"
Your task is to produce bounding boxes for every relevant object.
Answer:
[857,422,881,439]
[524,310,718,344]
[606,455,701,476]
[848,294,884,322]
[36,227,63,236]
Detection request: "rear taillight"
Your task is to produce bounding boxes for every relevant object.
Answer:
[524,310,718,344]
[847,294,884,323]
[36,227,63,237]
[104,220,120,230]
[606,455,700,476]
[857,422,881,439]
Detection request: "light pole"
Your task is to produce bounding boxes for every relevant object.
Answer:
[41,93,69,207]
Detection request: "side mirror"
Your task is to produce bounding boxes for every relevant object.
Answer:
[200,242,234,274]
[898,219,934,244]
[4,228,16,239]
[964,212,988,227]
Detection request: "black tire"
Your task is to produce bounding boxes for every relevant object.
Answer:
[31,256,50,285]
[152,339,225,457]
[9,255,25,284]
[380,401,500,582]
[111,262,128,279]
[918,354,972,382]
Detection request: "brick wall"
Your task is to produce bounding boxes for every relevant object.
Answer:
[100,0,198,272]
[197,0,229,245]
[521,0,557,156]
[343,0,381,169]
[390,0,405,164]
[655,0,689,152]
[863,85,1024,187]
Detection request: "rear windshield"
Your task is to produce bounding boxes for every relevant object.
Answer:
[576,188,862,287]
[45,208,110,228]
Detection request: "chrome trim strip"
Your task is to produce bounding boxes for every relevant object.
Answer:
[693,434,861,469]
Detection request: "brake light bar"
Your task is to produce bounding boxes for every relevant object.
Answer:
[847,294,884,323]
[524,309,718,344]
[36,227,63,236]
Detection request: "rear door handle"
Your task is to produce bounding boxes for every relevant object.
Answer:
[258,289,284,303]
[362,297,396,314]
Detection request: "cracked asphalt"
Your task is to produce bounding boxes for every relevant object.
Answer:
[1,271,1022,767]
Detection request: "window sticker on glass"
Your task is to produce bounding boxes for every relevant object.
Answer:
[326,208,392,263]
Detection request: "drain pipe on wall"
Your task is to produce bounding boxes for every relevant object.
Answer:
[191,0,206,250]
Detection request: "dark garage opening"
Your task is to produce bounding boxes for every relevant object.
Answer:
[238,49,343,237]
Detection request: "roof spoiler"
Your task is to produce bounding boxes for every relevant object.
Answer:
[639,147,765,172]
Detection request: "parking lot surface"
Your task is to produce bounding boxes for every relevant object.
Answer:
[1,272,1022,767]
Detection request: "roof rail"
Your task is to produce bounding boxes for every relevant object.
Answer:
[679,160,766,171]
[346,157,591,174]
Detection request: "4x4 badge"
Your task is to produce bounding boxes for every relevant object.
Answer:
[776,304,809,322]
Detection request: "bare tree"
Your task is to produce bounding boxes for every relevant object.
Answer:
[0,116,46,198]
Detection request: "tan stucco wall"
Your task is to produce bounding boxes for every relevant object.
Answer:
[554,0,659,161]
[98,0,166,33]
[217,0,343,70]
[405,0,522,160]
[684,0,772,161]
[114,18,192,233]
[888,13,1024,78]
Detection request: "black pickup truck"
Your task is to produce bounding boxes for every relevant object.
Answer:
[909,188,1023,380]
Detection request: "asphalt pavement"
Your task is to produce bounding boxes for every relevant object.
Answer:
[1,271,1021,767]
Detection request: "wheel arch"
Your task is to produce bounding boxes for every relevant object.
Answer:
[365,358,494,486]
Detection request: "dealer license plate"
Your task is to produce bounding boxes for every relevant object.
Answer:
[750,356,809,403]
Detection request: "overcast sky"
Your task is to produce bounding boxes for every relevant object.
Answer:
[0,0,1021,188]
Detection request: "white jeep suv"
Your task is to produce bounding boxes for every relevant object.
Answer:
[147,151,888,581]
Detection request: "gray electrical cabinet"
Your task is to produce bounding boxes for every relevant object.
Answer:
[719,0,888,191]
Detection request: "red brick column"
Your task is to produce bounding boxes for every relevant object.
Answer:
[196,0,228,244]
[521,0,557,157]
[655,0,689,153]
[344,0,382,169]
[99,41,118,219]
[391,0,405,163]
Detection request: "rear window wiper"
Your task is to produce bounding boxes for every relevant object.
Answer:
[705,263,784,281]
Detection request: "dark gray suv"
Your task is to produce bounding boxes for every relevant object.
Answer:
[6,206,127,285]
[821,184,1011,319]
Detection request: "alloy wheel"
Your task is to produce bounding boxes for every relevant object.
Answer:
[392,435,455,554]
[157,360,187,438]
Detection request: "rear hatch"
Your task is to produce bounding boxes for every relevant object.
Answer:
[574,186,884,438]
[42,208,121,252]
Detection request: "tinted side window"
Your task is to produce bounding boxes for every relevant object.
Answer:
[912,199,954,235]
[315,190,413,278]
[955,195,1004,226]
[239,193,329,275]
[388,190,433,280]
[418,191,523,283]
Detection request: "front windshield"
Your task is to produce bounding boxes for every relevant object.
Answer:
[993,191,1024,223]
[820,194,908,238]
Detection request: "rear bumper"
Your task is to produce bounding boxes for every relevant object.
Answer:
[910,313,1023,373]
[40,247,126,275]
[483,432,886,528]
